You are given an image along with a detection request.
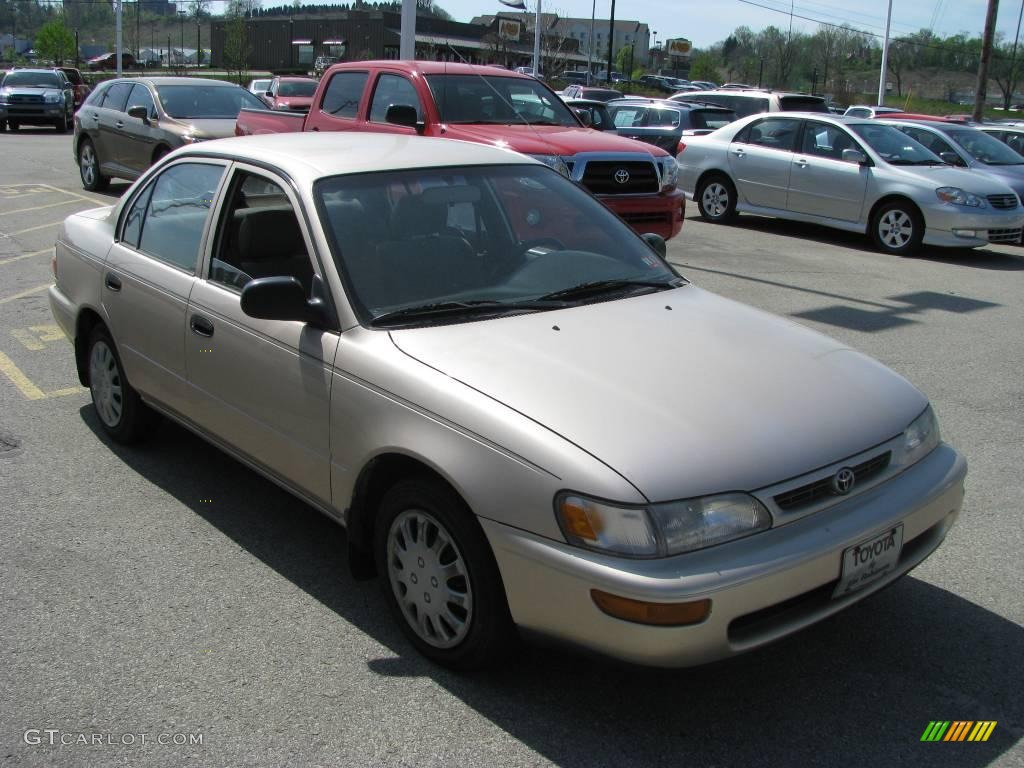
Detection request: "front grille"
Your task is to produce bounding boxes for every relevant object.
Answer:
[988,227,1022,243]
[987,194,1018,209]
[774,451,891,512]
[11,94,44,104]
[581,161,660,195]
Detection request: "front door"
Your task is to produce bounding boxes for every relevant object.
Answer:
[787,121,868,222]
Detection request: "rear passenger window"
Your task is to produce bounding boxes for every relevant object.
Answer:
[121,182,154,248]
[321,71,367,119]
[101,82,134,112]
[135,163,225,272]
[742,118,799,150]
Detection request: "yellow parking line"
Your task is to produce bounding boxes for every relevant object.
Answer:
[0,283,50,305]
[0,247,54,267]
[39,184,108,207]
[11,221,64,236]
[0,199,82,217]
[48,386,86,398]
[0,350,47,400]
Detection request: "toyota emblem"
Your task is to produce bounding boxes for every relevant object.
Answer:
[831,467,856,495]
[614,168,630,184]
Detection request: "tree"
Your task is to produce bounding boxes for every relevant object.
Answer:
[223,11,250,84]
[689,51,719,82]
[992,40,1023,109]
[886,39,915,97]
[35,16,75,65]
[190,0,211,21]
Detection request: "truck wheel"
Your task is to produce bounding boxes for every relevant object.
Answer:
[697,173,738,223]
[8,121,18,130]
[79,138,110,191]
[374,476,515,670]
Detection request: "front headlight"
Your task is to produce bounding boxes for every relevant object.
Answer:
[556,491,771,558]
[661,158,678,189]
[936,186,986,208]
[44,93,61,103]
[898,405,941,467]
[530,154,571,178]
[0,90,11,104]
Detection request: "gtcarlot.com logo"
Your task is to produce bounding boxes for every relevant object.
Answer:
[921,721,997,742]
[24,729,203,747]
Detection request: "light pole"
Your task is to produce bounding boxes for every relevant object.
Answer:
[587,0,596,82]
[606,0,616,83]
[178,10,187,68]
[197,21,201,66]
[877,0,893,105]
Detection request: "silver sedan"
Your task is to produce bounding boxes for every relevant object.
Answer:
[677,112,1024,254]
[50,132,966,669]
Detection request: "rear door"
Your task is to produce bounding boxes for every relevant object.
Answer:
[787,120,868,222]
[727,116,800,208]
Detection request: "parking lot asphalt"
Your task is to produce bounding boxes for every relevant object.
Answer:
[1,130,1022,767]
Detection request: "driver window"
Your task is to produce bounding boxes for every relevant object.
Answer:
[801,122,855,159]
[128,83,156,118]
[369,74,423,123]
[211,172,314,294]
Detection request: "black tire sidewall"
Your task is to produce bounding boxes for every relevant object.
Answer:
[373,476,513,671]
[872,201,923,255]
[697,174,736,223]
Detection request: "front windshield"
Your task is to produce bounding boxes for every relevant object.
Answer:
[156,84,268,118]
[425,74,579,126]
[849,124,943,165]
[946,127,1024,165]
[315,165,680,326]
[279,80,317,97]
[2,72,61,88]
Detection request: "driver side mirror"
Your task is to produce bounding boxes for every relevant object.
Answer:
[385,104,425,134]
[939,151,967,167]
[240,276,330,327]
[641,232,667,259]
[127,105,150,124]
[573,107,593,127]
[841,148,868,165]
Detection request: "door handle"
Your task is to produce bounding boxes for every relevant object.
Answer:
[115,121,124,129]
[731,149,745,157]
[795,158,809,167]
[190,315,214,337]
[104,273,122,291]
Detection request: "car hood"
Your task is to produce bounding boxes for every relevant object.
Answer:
[971,163,1024,196]
[165,117,240,139]
[885,163,1019,194]
[388,286,926,502]
[440,123,668,157]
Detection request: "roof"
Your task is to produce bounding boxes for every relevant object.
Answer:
[179,132,536,187]
[101,76,240,87]
[329,60,536,79]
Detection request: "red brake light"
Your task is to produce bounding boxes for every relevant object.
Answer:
[677,141,686,156]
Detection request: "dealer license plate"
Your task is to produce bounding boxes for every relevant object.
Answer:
[833,524,904,599]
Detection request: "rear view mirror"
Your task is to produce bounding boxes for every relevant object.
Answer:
[841,148,868,165]
[573,108,592,127]
[385,104,424,134]
[641,232,667,259]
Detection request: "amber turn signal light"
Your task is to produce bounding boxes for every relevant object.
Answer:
[590,589,711,627]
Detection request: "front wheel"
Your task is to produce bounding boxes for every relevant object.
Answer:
[696,174,738,223]
[374,477,515,670]
[87,326,155,443]
[870,201,923,255]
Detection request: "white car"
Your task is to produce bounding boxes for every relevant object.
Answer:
[677,112,1024,254]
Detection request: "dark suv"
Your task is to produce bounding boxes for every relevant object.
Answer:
[600,98,737,153]
[0,68,75,132]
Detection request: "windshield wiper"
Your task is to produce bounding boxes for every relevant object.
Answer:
[538,278,681,303]
[369,299,564,326]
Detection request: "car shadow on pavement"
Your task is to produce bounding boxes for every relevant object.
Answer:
[80,407,1024,767]
[697,213,1024,269]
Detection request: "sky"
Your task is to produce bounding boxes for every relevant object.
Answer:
[423,0,1013,50]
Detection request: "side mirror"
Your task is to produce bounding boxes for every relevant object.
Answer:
[127,105,149,123]
[264,90,273,97]
[240,276,329,327]
[385,104,424,134]
[573,107,592,127]
[841,148,868,165]
[641,232,667,259]
[939,150,967,167]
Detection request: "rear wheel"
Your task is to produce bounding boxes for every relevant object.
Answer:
[870,200,923,255]
[374,476,515,670]
[78,138,109,191]
[696,173,738,223]
[87,326,155,443]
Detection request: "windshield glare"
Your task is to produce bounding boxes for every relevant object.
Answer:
[849,124,943,165]
[279,80,317,97]
[155,84,267,118]
[2,72,61,88]
[315,165,678,324]
[946,128,1024,165]
[425,74,579,126]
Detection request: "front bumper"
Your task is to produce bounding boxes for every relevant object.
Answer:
[0,104,66,124]
[602,188,685,240]
[483,442,966,667]
[923,204,1024,247]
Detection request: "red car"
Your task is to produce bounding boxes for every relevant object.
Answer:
[56,66,89,109]
[261,76,318,112]
[87,52,140,71]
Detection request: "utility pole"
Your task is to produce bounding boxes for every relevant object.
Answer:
[605,0,615,83]
[877,0,893,105]
[116,0,123,76]
[974,0,1000,121]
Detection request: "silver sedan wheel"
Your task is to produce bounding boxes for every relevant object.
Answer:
[89,340,123,427]
[80,143,97,187]
[386,509,473,649]
[878,209,914,249]
[701,182,731,218]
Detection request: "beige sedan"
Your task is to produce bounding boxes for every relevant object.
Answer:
[73,76,269,191]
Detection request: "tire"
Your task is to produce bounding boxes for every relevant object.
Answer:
[78,138,109,192]
[8,121,18,130]
[870,200,924,255]
[374,476,515,671]
[86,325,155,443]
[54,117,68,134]
[696,173,738,223]
[0,120,6,132]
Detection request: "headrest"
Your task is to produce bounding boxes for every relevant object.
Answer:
[237,207,304,262]
[390,194,448,238]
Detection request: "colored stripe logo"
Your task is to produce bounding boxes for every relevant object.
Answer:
[921,721,997,742]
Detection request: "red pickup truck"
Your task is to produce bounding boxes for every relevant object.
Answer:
[236,61,685,239]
